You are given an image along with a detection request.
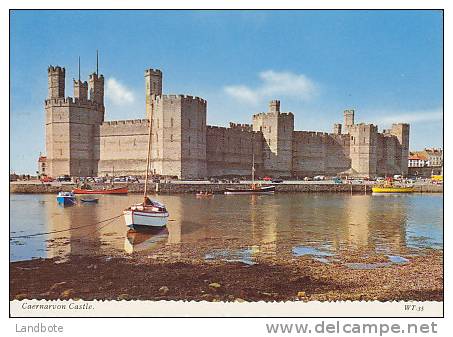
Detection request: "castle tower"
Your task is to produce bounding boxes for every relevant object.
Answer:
[45,63,105,178]
[269,100,280,113]
[89,73,104,105]
[145,69,163,119]
[252,100,294,177]
[349,123,378,177]
[390,123,410,175]
[74,80,88,101]
[48,66,65,99]
[343,109,355,133]
[333,123,342,135]
[151,94,207,179]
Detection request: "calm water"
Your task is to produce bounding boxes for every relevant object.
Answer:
[10,193,443,264]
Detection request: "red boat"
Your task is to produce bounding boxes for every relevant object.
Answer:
[72,186,128,195]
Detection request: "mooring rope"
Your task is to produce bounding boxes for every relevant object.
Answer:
[10,214,123,239]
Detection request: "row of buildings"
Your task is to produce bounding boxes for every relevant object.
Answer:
[40,63,412,179]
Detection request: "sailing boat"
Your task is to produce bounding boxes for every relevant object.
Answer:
[123,106,169,230]
[224,136,275,195]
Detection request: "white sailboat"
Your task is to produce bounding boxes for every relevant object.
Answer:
[123,104,169,229]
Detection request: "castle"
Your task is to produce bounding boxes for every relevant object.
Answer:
[44,65,409,179]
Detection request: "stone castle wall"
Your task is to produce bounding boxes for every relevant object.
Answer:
[292,132,351,177]
[206,125,264,177]
[96,119,149,176]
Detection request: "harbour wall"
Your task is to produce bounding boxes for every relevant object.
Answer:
[10,183,443,194]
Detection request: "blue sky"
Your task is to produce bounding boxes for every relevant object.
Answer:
[10,10,443,174]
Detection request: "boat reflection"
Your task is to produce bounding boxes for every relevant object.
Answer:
[124,228,169,254]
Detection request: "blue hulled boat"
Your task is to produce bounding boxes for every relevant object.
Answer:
[56,191,76,206]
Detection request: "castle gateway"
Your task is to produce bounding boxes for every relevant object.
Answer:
[45,65,409,179]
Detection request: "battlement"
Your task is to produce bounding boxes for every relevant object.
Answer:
[102,119,149,126]
[294,131,330,138]
[279,112,294,118]
[73,79,88,86]
[157,94,207,105]
[229,122,252,131]
[207,124,261,135]
[89,73,104,80]
[48,65,65,73]
[145,68,162,75]
[348,123,378,132]
[44,97,104,110]
[252,111,294,118]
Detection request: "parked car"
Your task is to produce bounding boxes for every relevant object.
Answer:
[56,175,71,182]
[303,177,312,181]
[332,177,342,184]
[313,175,325,181]
[272,178,283,183]
[40,176,55,182]
[263,176,272,181]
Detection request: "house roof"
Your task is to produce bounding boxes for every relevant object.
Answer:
[408,154,425,161]
[411,151,429,161]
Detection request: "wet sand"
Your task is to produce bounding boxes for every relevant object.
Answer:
[10,250,443,302]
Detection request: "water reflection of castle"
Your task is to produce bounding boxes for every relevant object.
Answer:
[45,194,410,259]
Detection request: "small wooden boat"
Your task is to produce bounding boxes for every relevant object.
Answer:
[56,191,76,205]
[124,199,169,230]
[225,184,275,195]
[80,197,99,203]
[72,186,128,195]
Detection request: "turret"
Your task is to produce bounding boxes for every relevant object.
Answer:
[269,100,280,113]
[333,123,342,135]
[344,109,355,132]
[145,68,163,119]
[47,66,65,99]
[74,79,88,101]
[89,73,104,105]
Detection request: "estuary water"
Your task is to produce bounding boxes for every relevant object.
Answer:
[10,193,443,263]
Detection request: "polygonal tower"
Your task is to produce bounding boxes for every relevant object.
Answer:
[252,100,294,177]
[45,64,105,178]
[390,123,410,175]
[145,69,163,120]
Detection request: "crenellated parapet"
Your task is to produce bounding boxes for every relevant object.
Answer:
[156,94,207,105]
[145,68,162,75]
[229,122,253,132]
[103,119,150,126]
[44,97,105,111]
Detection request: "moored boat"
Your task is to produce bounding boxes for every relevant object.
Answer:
[371,186,414,193]
[73,186,128,195]
[224,185,275,195]
[371,177,414,194]
[56,191,76,205]
[123,200,169,230]
[80,197,99,203]
[123,101,169,230]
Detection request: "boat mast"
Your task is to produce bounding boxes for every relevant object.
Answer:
[143,101,153,203]
[251,134,255,185]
